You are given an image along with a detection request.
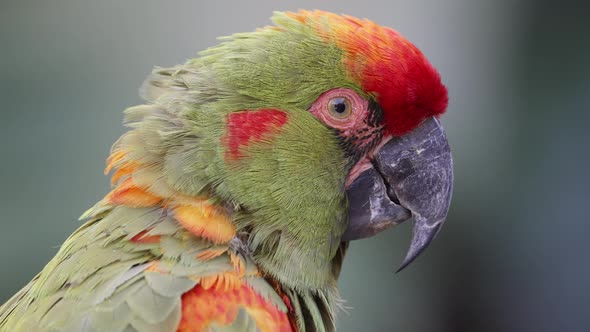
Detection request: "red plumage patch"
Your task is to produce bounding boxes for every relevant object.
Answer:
[178,283,294,332]
[287,11,448,136]
[225,109,288,159]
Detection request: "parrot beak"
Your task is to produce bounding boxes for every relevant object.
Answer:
[343,116,453,271]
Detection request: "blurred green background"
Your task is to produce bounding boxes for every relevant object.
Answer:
[1,1,589,331]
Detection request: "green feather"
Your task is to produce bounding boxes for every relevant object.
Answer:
[0,10,370,331]
[134,10,361,292]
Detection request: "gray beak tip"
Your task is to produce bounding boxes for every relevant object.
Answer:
[395,220,443,273]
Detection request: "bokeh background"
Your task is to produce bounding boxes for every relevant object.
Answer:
[1,1,589,331]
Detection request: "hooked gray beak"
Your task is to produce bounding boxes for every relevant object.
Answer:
[342,116,453,271]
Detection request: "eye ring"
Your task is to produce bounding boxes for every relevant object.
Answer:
[309,88,368,130]
[327,97,352,119]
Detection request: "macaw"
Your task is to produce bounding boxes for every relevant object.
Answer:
[0,10,452,332]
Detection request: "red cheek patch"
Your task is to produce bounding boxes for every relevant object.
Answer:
[225,109,288,160]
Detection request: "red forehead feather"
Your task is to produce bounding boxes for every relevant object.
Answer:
[286,11,448,136]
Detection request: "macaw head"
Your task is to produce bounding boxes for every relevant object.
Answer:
[137,10,452,291]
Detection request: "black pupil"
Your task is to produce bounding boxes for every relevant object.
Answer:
[332,98,347,113]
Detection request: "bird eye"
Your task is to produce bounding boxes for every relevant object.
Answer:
[309,88,367,130]
[327,97,352,119]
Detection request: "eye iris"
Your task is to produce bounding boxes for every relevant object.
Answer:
[328,97,351,118]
